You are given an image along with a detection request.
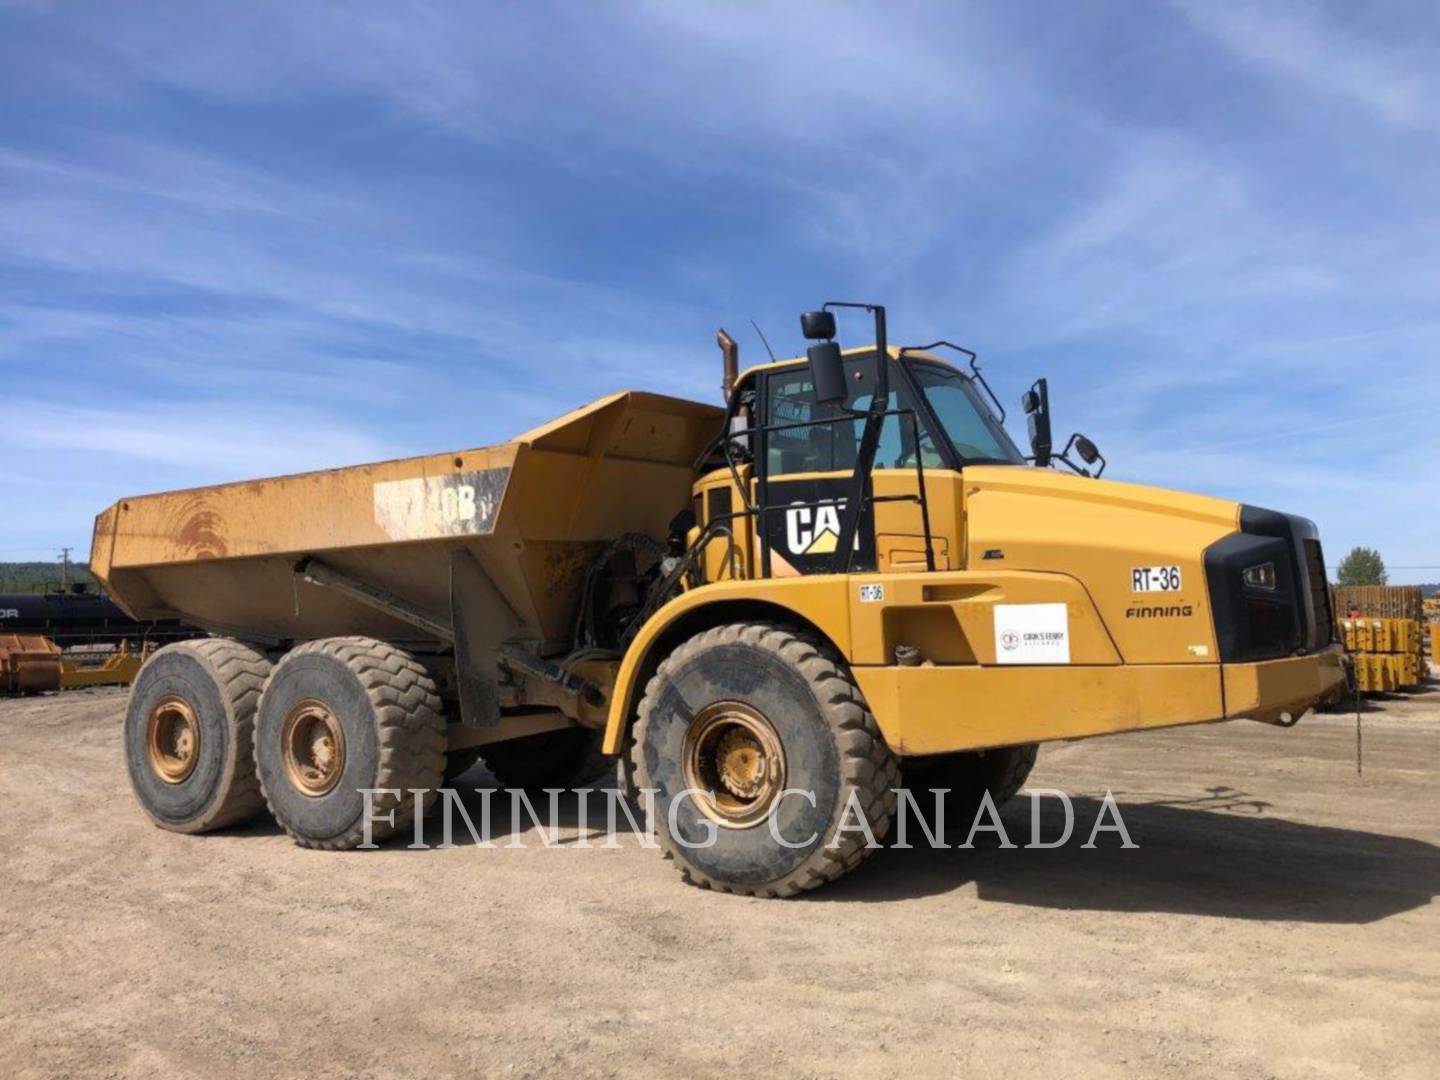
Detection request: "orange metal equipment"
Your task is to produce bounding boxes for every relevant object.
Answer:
[60,642,149,690]
[0,634,63,694]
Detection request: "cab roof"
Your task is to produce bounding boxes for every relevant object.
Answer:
[735,345,948,386]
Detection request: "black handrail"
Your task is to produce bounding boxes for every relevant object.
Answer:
[899,341,1005,423]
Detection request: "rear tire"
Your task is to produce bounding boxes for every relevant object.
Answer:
[124,638,271,834]
[255,637,445,850]
[631,621,899,898]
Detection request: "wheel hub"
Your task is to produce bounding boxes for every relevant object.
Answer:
[281,699,346,797]
[681,702,786,829]
[146,695,200,784]
[715,727,766,800]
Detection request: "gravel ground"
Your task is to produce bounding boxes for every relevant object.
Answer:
[1,684,1437,1079]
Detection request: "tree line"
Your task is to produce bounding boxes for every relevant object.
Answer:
[0,562,98,594]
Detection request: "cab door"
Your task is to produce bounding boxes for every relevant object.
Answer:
[756,357,952,578]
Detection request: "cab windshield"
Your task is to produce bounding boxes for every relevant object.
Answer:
[905,360,1024,465]
[763,354,1024,476]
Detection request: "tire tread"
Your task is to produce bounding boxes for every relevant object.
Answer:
[128,637,272,833]
[630,621,899,898]
[256,637,445,850]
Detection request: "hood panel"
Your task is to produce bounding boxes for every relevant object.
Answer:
[962,467,1240,664]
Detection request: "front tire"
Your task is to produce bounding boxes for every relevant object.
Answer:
[255,637,445,850]
[631,622,898,898]
[124,638,271,834]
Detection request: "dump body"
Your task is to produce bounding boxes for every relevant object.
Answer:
[92,391,722,655]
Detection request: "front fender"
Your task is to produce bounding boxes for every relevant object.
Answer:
[601,576,854,754]
[601,567,1119,755]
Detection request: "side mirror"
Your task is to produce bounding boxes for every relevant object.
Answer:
[1024,378,1052,467]
[807,341,847,404]
[1065,433,1105,477]
[800,310,836,340]
[801,309,846,404]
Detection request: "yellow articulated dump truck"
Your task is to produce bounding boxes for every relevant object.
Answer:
[92,301,1345,897]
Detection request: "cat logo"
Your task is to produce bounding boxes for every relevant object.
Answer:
[785,503,853,556]
[763,478,876,574]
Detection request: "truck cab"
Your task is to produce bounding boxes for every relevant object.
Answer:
[689,345,1014,583]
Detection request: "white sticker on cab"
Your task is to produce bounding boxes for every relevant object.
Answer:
[859,583,885,603]
[993,602,1071,665]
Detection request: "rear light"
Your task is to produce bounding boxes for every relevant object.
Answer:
[1242,562,1277,590]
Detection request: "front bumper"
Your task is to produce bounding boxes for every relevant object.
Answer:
[1221,643,1347,725]
[851,644,1348,755]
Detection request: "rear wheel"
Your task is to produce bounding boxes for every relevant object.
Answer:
[631,622,898,898]
[124,638,271,834]
[255,637,445,850]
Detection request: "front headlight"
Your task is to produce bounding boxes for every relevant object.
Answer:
[1242,562,1277,590]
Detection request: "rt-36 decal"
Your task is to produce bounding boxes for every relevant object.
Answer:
[1131,565,1182,592]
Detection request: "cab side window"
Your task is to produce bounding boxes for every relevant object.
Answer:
[765,357,908,476]
[765,369,856,476]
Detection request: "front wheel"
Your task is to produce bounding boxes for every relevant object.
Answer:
[631,622,898,898]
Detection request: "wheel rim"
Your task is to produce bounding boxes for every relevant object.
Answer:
[681,701,786,829]
[281,699,346,797]
[146,695,200,784]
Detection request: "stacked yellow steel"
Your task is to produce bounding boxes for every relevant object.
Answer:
[1333,585,1429,692]
[1425,595,1439,665]
[1333,584,1424,621]
[1337,617,1425,692]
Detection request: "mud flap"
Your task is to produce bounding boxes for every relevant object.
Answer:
[449,548,522,727]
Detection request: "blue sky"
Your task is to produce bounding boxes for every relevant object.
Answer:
[1,1,1437,582]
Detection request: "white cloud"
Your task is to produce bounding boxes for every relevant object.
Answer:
[1,2,1436,578]
[4,398,398,479]
[1176,1,1438,131]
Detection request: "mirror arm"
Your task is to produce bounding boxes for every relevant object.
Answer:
[820,302,889,574]
[1055,433,1106,479]
[1024,377,1052,468]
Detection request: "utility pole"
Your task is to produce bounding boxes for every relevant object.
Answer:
[59,547,72,591]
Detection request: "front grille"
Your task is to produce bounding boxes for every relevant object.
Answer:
[1209,505,1330,661]
[1303,539,1334,645]
[1246,598,1291,654]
